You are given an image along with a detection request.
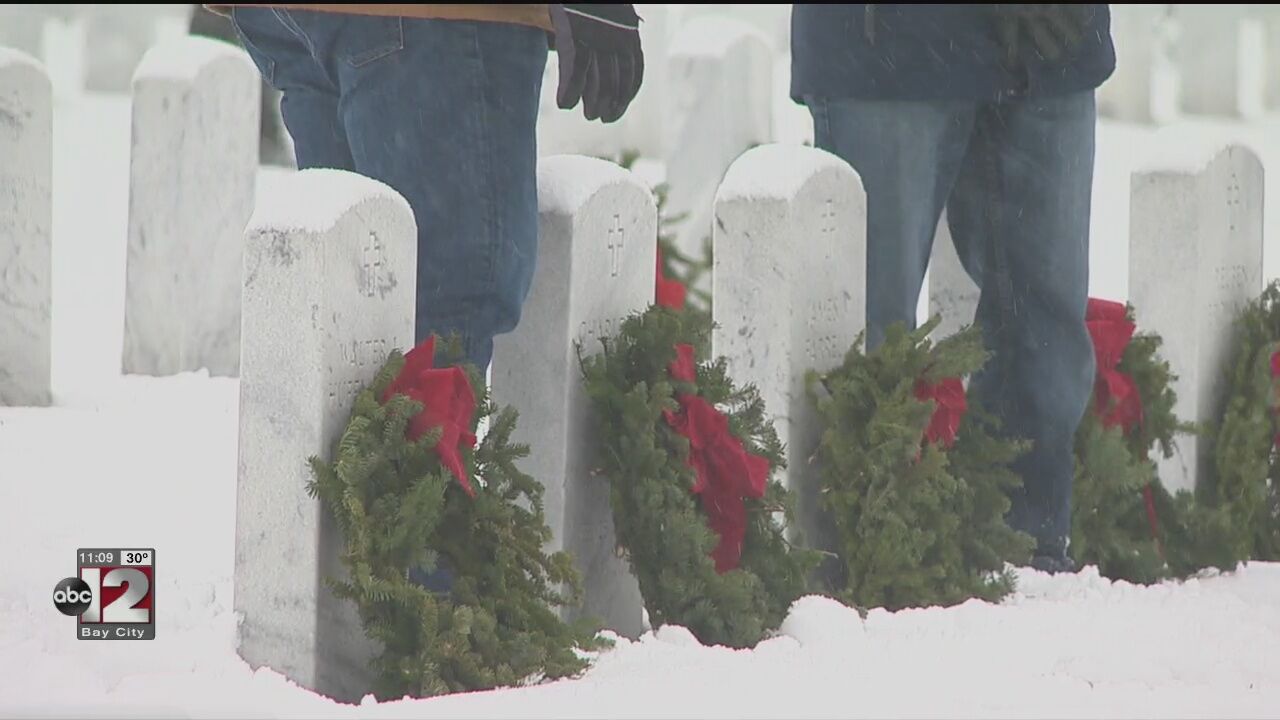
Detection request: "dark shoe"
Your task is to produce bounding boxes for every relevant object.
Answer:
[1030,554,1078,575]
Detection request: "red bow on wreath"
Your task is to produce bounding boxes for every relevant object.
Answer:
[1085,297,1164,555]
[914,377,967,448]
[662,344,769,573]
[655,248,688,311]
[1086,298,1144,432]
[382,336,479,497]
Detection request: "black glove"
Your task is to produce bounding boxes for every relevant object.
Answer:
[988,4,1090,64]
[549,4,644,123]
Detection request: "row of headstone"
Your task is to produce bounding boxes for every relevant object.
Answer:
[1098,3,1280,123]
[233,156,657,701]
[230,139,1265,702]
[228,144,869,702]
[0,4,193,95]
[0,34,259,407]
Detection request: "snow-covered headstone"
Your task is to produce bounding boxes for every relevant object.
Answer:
[664,16,773,276]
[1130,145,1263,494]
[235,169,417,703]
[490,155,654,639]
[928,213,980,341]
[122,37,259,377]
[0,50,52,407]
[1097,4,1179,124]
[711,144,865,556]
[1175,4,1265,119]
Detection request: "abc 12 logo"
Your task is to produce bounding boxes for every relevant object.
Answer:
[53,549,155,640]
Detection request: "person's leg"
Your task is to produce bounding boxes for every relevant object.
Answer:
[276,10,547,371]
[807,96,977,350]
[945,92,1098,567]
[228,8,354,172]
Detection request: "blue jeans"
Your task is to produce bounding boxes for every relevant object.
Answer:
[807,93,1098,558]
[231,8,547,371]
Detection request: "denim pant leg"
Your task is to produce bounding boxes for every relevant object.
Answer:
[806,96,977,351]
[946,92,1098,557]
[235,11,545,372]
[230,8,355,171]
[327,16,545,371]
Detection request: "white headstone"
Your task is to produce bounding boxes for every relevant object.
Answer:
[122,36,260,377]
[1098,4,1180,124]
[0,6,52,61]
[1175,4,1266,119]
[675,4,791,54]
[711,144,866,558]
[80,4,192,94]
[1253,5,1280,108]
[619,3,673,159]
[664,16,773,272]
[235,169,417,703]
[928,212,980,340]
[490,155,655,639]
[772,53,814,147]
[1130,144,1264,494]
[0,50,52,407]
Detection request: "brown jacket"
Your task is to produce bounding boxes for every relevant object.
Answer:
[208,4,552,32]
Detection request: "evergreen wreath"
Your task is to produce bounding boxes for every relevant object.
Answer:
[1070,299,1241,583]
[1204,281,1280,562]
[579,305,819,649]
[805,317,1035,612]
[307,336,604,701]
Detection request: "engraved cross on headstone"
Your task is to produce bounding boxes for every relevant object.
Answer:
[820,199,837,270]
[607,214,623,278]
[821,199,836,235]
[361,232,384,298]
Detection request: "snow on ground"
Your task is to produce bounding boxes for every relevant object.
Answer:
[2,383,1279,720]
[5,78,1280,719]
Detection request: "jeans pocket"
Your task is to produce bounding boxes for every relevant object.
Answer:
[340,16,405,68]
[230,8,277,86]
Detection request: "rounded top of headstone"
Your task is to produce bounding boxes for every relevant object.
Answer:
[538,154,653,216]
[670,14,771,56]
[1133,131,1263,177]
[247,168,414,235]
[716,144,862,205]
[0,46,49,80]
[133,35,256,85]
